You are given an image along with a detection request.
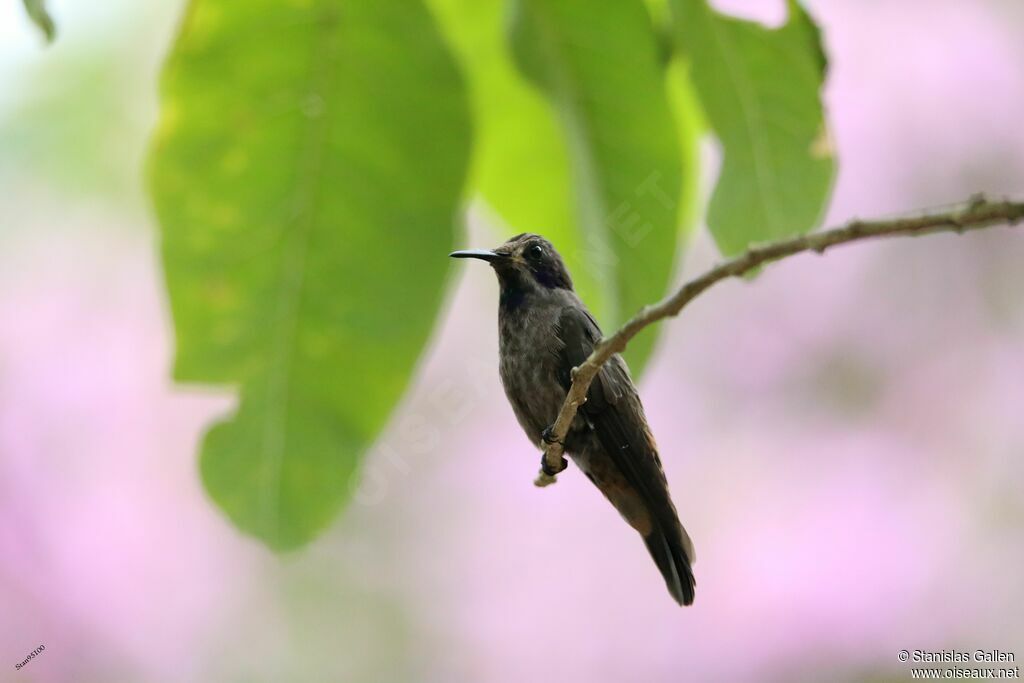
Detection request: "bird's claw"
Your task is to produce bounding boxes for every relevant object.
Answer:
[541,425,563,446]
[540,454,568,477]
[540,425,567,475]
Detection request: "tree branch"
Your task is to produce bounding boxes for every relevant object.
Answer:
[535,195,1024,487]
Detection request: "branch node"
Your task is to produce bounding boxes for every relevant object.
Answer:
[847,219,867,234]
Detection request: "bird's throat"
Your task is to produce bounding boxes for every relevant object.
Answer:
[499,283,529,312]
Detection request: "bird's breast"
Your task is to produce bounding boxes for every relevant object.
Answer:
[497,306,568,445]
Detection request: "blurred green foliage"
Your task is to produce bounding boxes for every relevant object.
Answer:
[149,0,471,549]
[147,0,835,550]
[508,0,685,369]
[428,0,583,300]
[22,0,56,43]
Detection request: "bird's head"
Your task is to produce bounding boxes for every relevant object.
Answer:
[450,233,573,293]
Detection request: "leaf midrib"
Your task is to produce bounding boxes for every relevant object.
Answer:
[704,10,783,234]
[260,5,338,539]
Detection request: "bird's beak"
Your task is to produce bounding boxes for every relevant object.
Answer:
[449,249,504,263]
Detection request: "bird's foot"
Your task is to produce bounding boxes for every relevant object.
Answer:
[537,425,567,484]
[540,453,568,477]
[541,425,563,446]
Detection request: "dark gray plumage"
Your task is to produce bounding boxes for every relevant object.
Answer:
[450,233,696,605]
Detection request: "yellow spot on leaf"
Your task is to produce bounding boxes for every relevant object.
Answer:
[810,123,834,160]
[191,3,224,38]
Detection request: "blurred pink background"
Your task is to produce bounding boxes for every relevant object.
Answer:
[2,1,1023,681]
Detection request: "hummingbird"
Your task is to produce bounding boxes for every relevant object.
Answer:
[451,233,696,605]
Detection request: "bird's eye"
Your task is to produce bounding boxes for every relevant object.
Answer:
[528,244,544,260]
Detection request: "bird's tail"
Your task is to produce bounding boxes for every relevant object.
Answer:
[643,522,696,606]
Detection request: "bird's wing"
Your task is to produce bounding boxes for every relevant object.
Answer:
[554,305,696,603]
[552,305,671,501]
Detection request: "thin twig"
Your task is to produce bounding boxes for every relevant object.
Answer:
[535,195,1024,487]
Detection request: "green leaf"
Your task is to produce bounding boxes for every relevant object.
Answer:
[149,0,471,550]
[22,0,56,43]
[669,0,835,255]
[506,0,686,371]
